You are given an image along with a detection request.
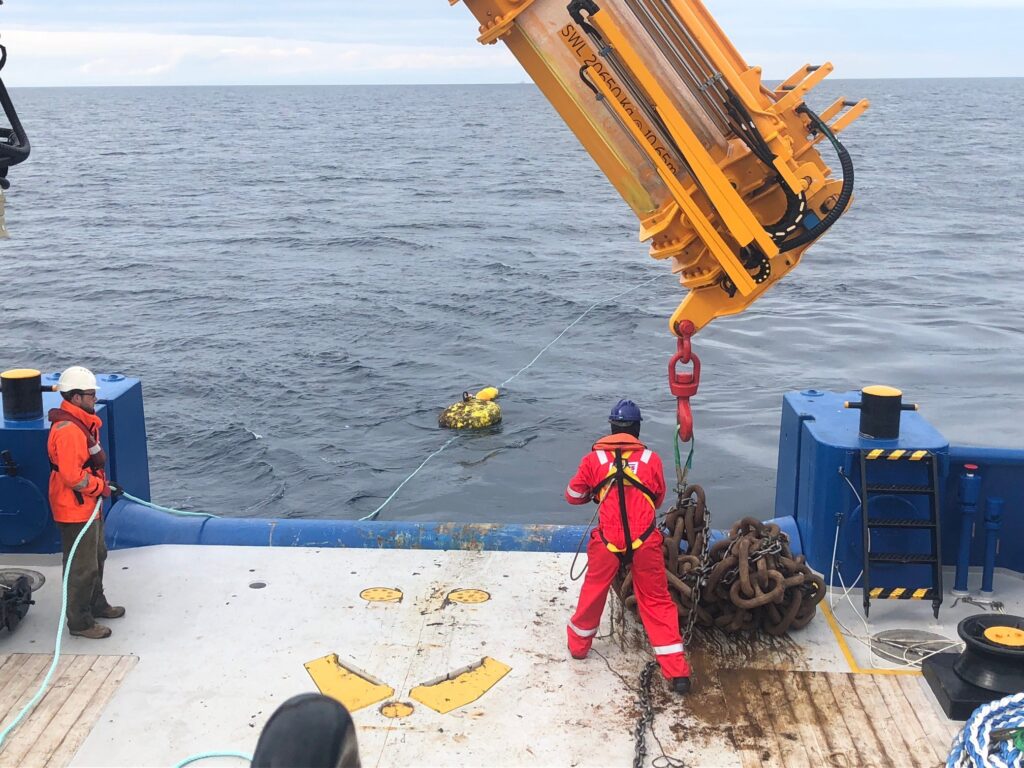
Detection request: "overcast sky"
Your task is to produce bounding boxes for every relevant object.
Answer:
[2,0,1021,87]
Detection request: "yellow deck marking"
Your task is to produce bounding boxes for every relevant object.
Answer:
[379,701,415,719]
[870,588,883,598]
[410,657,511,714]
[820,603,921,676]
[867,449,885,460]
[911,451,928,461]
[983,626,1024,648]
[447,589,491,604]
[890,588,906,599]
[887,450,907,460]
[360,587,402,602]
[912,588,929,599]
[304,654,394,712]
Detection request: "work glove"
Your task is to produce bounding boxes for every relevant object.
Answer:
[108,482,125,500]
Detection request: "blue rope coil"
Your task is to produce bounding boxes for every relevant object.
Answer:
[948,692,1024,768]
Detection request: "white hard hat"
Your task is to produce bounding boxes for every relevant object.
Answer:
[57,366,99,393]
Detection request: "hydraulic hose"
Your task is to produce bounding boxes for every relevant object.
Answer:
[778,105,855,252]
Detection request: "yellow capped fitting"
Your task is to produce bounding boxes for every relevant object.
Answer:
[475,386,499,401]
[439,391,502,430]
[983,626,1024,648]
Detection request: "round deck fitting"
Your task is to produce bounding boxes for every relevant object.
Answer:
[0,568,45,592]
[447,589,490,604]
[379,701,414,719]
[360,587,403,603]
[983,626,1024,648]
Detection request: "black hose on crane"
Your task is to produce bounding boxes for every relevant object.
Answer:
[778,104,855,252]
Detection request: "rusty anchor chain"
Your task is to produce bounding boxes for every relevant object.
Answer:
[614,485,826,638]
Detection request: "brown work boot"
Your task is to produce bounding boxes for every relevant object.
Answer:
[94,605,126,619]
[69,623,112,639]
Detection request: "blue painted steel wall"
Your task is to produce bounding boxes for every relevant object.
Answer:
[775,390,1023,586]
[0,374,151,554]
[943,445,1024,574]
[774,389,950,588]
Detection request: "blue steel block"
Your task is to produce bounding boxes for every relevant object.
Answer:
[774,389,948,587]
[1,373,150,553]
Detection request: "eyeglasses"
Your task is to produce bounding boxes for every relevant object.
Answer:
[78,391,98,400]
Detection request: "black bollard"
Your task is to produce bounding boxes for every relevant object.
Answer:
[845,385,918,440]
[1,369,49,422]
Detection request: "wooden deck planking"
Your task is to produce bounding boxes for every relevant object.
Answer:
[0,654,136,768]
[714,670,956,768]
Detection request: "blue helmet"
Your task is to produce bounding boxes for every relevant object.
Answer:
[609,399,642,423]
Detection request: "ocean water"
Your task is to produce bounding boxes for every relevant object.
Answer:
[2,79,1022,526]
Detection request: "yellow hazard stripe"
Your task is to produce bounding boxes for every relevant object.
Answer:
[887,450,906,460]
[867,449,884,460]
[870,587,931,600]
[910,450,928,461]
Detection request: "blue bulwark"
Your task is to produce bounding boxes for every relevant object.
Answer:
[774,389,949,587]
[0,373,151,554]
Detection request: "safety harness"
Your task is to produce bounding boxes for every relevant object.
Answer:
[592,448,657,565]
[47,408,105,506]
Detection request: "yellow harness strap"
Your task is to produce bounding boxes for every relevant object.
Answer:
[595,451,656,553]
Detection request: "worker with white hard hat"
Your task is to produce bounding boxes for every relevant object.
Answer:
[46,366,125,639]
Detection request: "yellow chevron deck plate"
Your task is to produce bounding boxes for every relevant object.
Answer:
[304,654,394,712]
[410,657,512,714]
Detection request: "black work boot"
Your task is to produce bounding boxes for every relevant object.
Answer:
[672,676,692,694]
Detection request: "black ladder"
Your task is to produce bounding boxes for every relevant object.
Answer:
[860,449,943,619]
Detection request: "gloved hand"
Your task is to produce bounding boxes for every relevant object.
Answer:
[107,481,124,500]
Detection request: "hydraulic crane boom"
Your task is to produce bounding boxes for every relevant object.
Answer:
[450,0,867,335]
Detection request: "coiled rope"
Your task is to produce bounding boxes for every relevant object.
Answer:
[947,693,1024,768]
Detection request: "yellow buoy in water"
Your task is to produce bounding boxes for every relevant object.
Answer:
[439,390,502,429]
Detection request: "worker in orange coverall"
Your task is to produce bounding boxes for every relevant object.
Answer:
[47,366,125,639]
[564,399,692,693]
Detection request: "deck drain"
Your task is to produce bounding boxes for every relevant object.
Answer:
[249,581,267,589]
[379,701,414,719]
[0,569,45,592]
[871,629,960,664]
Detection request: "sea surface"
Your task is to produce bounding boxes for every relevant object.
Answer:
[2,79,1022,526]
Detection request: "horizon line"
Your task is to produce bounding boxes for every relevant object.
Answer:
[10,75,1024,89]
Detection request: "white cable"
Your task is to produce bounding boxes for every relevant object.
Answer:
[363,273,666,521]
[498,274,663,389]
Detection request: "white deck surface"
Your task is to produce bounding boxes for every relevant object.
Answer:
[2,546,1021,767]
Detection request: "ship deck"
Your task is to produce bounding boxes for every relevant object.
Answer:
[2,545,1021,767]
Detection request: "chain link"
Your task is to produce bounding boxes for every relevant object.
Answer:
[632,660,657,768]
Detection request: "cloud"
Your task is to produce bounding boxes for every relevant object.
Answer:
[2,28,522,86]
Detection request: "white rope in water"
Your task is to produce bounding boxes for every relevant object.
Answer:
[361,273,668,521]
[499,274,663,389]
